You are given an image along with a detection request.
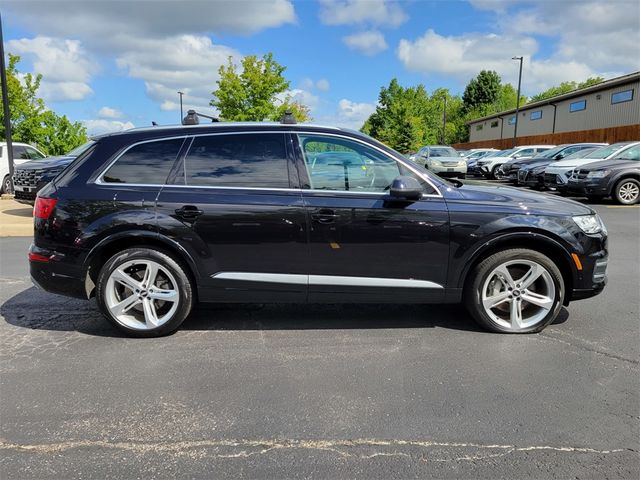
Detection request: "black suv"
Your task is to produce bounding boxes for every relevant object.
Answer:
[30,122,608,337]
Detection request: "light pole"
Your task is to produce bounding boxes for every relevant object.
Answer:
[0,12,14,192]
[442,94,447,144]
[177,91,184,123]
[512,56,523,147]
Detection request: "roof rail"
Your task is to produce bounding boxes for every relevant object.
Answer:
[280,110,297,125]
[182,109,220,125]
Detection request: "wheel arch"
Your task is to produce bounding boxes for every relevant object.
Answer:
[84,231,200,299]
[608,171,640,196]
[458,232,576,306]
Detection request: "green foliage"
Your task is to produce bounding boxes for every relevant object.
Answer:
[462,70,501,112]
[0,54,87,155]
[529,77,605,103]
[211,53,311,122]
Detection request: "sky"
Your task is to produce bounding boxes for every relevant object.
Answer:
[3,0,639,135]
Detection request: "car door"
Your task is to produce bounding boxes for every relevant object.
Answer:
[293,132,449,303]
[156,131,308,303]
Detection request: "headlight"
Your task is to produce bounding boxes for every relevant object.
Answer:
[458,161,466,167]
[587,170,610,178]
[430,160,441,166]
[572,214,606,234]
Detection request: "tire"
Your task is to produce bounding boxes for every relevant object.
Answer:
[463,248,564,333]
[490,165,501,180]
[613,178,640,205]
[1,175,13,194]
[96,248,194,337]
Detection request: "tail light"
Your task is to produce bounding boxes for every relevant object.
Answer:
[34,197,57,219]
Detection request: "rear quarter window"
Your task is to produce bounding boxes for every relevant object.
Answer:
[102,138,185,184]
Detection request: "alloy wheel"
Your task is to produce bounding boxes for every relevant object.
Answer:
[105,259,180,330]
[481,259,556,331]
[617,181,639,204]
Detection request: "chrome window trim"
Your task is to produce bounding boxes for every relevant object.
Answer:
[93,129,444,199]
[212,272,444,289]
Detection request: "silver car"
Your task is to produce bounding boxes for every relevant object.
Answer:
[413,145,467,179]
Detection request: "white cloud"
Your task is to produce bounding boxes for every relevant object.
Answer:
[5,1,296,40]
[343,30,388,56]
[83,119,135,136]
[319,0,407,27]
[276,88,320,111]
[316,79,330,91]
[397,1,639,94]
[115,35,240,116]
[6,37,97,101]
[398,29,603,94]
[324,99,376,130]
[97,107,122,119]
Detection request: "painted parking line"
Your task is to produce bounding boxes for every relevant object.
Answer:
[605,205,640,208]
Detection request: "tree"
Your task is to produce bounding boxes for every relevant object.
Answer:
[529,77,605,103]
[0,54,87,154]
[462,70,501,112]
[211,53,311,122]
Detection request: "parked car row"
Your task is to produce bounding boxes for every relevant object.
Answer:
[0,142,47,194]
[494,142,640,205]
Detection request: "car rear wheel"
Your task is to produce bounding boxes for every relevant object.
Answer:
[96,248,194,337]
[1,175,13,194]
[613,178,640,205]
[490,165,502,180]
[464,249,564,333]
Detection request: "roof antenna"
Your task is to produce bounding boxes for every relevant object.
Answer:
[182,109,219,125]
[151,121,158,126]
[280,110,297,125]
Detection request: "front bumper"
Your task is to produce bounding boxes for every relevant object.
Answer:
[566,179,609,197]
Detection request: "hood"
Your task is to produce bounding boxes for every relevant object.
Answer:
[552,157,606,168]
[510,157,554,169]
[15,155,74,171]
[576,159,640,171]
[453,182,593,216]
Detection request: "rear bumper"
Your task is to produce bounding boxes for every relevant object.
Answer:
[29,244,90,299]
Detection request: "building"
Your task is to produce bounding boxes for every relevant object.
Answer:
[462,71,640,149]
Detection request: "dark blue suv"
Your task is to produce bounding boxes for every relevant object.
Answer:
[29,122,608,337]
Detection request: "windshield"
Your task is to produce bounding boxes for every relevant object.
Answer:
[534,145,567,159]
[429,147,458,157]
[493,149,516,157]
[615,144,640,161]
[562,148,597,160]
[583,143,628,159]
[67,141,96,157]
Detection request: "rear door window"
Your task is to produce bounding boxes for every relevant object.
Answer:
[180,133,289,188]
[102,138,185,184]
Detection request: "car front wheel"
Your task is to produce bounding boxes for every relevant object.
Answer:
[613,178,640,205]
[96,248,194,337]
[1,175,13,194]
[464,249,564,333]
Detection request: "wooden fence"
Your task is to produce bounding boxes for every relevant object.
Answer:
[452,124,640,150]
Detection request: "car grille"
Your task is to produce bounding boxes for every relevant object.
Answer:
[576,169,590,180]
[440,161,459,166]
[544,173,558,185]
[13,169,43,188]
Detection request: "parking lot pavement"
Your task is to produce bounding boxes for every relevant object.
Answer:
[0,198,638,479]
[0,199,32,237]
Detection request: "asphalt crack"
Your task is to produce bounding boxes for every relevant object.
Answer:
[0,438,626,462]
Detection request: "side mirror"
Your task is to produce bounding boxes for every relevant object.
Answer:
[513,153,521,159]
[555,153,565,160]
[390,176,423,201]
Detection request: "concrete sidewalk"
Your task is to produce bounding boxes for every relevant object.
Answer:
[0,197,33,237]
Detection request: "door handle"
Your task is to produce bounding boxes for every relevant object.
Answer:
[175,205,203,220]
[311,208,339,224]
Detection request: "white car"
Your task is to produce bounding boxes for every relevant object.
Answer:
[0,142,46,194]
[412,145,467,179]
[544,141,640,191]
[477,145,554,179]
[463,148,499,161]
